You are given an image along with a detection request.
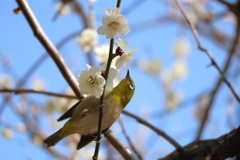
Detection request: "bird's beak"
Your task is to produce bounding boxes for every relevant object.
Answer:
[126,70,130,79]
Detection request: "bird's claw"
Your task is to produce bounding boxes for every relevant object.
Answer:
[95,136,102,144]
[99,104,105,109]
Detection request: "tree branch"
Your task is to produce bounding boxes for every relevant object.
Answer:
[195,5,240,141]
[175,0,240,141]
[15,0,83,99]
[104,129,137,160]
[0,89,79,99]
[119,117,143,160]
[175,0,240,103]
[122,110,183,152]
[159,126,240,160]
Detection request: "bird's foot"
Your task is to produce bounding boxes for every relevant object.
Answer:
[95,135,102,144]
[99,104,105,109]
[99,104,105,116]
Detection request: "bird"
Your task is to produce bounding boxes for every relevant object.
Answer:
[43,70,135,150]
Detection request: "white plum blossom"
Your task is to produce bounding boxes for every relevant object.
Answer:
[0,74,13,89]
[55,2,71,16]
[78,65,105,98]
[97,8,130,39]
[31,77,46,91]
[76,28,98,53]
[173,38,190,57]
[94,44,111,64]
[171,60,188,80]
[138,58,162,76]
[1,127,14,139]
[113,38,137,69]
[16,123,27,133]
[100,64,118,91]
[166,91,181,111]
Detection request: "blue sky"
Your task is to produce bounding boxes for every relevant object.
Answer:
[0,0,239,159]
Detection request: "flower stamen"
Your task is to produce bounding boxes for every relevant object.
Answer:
[108,21,120,31]
[87,75,98,87]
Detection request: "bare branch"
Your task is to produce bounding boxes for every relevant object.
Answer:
[104,129,138,160]
[159,140,211,160]
[0,89,79,99]
[159,127,240,160]
[122,110,183,152]
[15,0,83,99]
[196,9,240,141]
[175,0,240,103]
[119,117,143,160]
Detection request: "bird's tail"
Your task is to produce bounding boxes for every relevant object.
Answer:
[44,129,63,147]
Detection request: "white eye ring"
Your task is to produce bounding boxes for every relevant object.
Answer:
[129,83,135,90]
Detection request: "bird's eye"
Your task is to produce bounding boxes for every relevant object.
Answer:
[129,82,135,90]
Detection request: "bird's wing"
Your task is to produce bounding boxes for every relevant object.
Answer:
[76,127,110,150]
[57,100,82,121]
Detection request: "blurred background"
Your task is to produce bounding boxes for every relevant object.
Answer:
[0,0,240,159]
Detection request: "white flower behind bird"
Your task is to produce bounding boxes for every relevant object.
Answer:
[78,64,118,98]
[100,64,118,91]
[78,65,105,98]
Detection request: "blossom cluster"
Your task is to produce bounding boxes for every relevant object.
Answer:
[77,8,137,98]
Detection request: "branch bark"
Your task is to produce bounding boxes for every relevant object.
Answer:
[104,129,138,160]
[160,127,240,160]
[0,89,79,99]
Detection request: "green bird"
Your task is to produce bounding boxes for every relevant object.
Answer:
[44,70,135,150]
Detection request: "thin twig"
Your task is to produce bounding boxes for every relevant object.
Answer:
[0,89,79,99]
[93,39,115,160]
[195,22,240,138]
[122,110,183,152]
[175,0,240,103]
[119,117,143,160]
[16,0,83,99]
[104,129,137,160]
[88,0,96,29]
[93,1,122,159]
[175,0,240,141]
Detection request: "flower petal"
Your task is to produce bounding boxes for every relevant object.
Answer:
[116,16,128,24]
[100,64,107,71]
[102,16,111,25]
[86,64,92,70]
[97,26,108,35]
[79,82,92,94]
[115,57,122,69]
[96,75,106,86]
[105,80,113,91]
[106,31,117,39]
[105,8,111,16]
[93,85,104,98]
[89,66,101,75]
[78,70,89,79]
[119,25,130,35]
[108,68,118,79]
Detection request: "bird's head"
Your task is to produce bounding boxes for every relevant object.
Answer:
[112,70,135,108]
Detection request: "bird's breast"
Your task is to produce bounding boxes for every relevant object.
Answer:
[71,95,123,135]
